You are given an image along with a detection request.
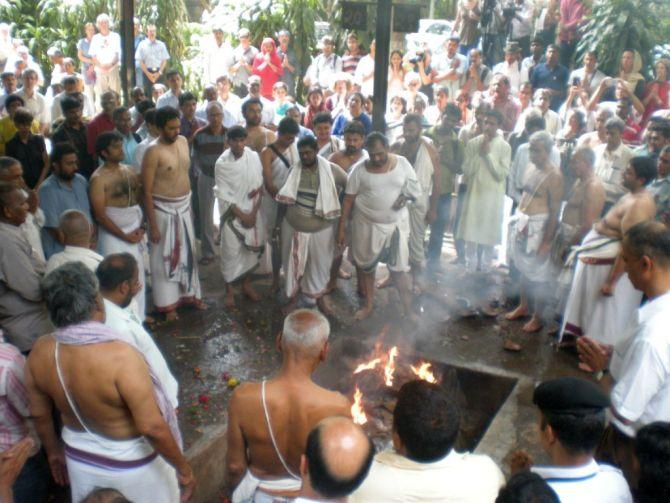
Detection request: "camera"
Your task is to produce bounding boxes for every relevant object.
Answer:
[502,1,517,18]
[480,0,498,28]
[409,51,425,65]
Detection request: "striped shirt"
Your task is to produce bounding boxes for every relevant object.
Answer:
[0,340,30,452]
[192,125,226,177]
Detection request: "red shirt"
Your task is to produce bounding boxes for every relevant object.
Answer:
[86,112,115,155]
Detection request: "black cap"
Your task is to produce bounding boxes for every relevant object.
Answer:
[533,377,609,415]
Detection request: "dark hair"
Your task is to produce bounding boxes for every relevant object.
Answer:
[0,157,19,173]
[96,253,137,292]
[629,155,657,185]
[403,113,423,128]
[135,99,155,116]
[227,125,248,141]
[155,106,180,128]
[624,221,670,265]
[496,472,559,503]
[51,142,77,165]
[277,116,300,136]
[95,131,123,158]
[60,96,82,113]
[4,94,24,109]
[364,131,389,150]
[12,107,34,126]
[165,69,181,80]
[348,92,364,104]
[313,111,334,126]
[443,103,461,120]
[144,108,157,126]
[242,97,263,117]
[636,422,670,503]
[62,76,78,88]
[297,136,318,151]
[393,380,460,462]
[650,120,670,139]
[486,109,504,126]
[178,92,197,107]
[540,410,606,455]
[41,262,99,328]
[525,112,546,132]
[343,120,365,137]
[305,423,375,498]
[112,106,129,122]
[0,71,14,81]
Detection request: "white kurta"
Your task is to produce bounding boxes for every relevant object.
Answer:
[45,246,103,275]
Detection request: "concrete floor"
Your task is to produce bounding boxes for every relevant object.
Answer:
[152,240,582,501]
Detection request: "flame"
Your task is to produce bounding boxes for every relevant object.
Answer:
[354,358,382,374]
[384,346,398,387]
[351,386,367,425]
[411,362,437,383]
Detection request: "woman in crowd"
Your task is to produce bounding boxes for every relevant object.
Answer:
[388,49,406,99]
[252,37,283,100]
[303,86,325,130]
[642,58,670,124]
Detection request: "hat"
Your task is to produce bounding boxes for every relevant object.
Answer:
[248,75,261,84]
[504,41,521,53]
[533,377,610,415]
[238,28,250,39]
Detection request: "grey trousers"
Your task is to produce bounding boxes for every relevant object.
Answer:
[197,172,216,259]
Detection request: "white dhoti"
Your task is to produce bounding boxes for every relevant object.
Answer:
[149,194,202,312]
[281,219,335,300]
[232,469,301,503]
[550,222,580,313]
[407,141,434,267]
[62,426,179,503]
[351,208,411,273]
[98,205,147,320]
[560,229,642,345]
[507,212,552,283]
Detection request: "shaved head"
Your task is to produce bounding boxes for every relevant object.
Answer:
[303,416,374,498]
[59,210,91,245]
[281,309,329,357]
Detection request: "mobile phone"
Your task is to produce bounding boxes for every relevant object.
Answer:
[572,77,580,86]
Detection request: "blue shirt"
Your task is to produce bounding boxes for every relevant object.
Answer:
[38,174,91,258]
[332,112,372,137]
[530,62,569,111]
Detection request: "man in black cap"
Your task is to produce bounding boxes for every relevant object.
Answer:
[529,376,632,502]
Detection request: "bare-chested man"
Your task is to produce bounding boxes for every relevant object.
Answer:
[560,155,657,351]
[25,262,193,503]
[142,106,204,321]
[326,120,368,292]
[225,309,350,501]
[89,131,148,321]
[260,117,299,294]
[505,131,564,332]
[243,98,276,154]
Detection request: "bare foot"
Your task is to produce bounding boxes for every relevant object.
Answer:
[338,268,352,279]
[165,310,179,322]
[376,276,392,289]
[354,306,373,321]
[223,293,236,308]
[242,284,262,302]
[503,339,523,352]
[193,300,208,311]
[282,296,299,315]
[522,316,543,333]
[578,361,594,372]
[317,296,334,316]
[505,305,529,321]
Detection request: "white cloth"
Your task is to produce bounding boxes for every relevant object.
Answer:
[103,299,178,407]
[508,212,552,282]
[533,459,632,503]
[593,143,634,204]
[50,92,95,122]
[232,469,302,503]
[514,108,563,136]
[560,229,642,345]
[317,137,342,159]
[355,55,375,96]
[97,205,146,321]
[203,40,235,84]
[492,61,529,94]
[15,89,49,125]
[407,141,434,266]
[132,136,156,173]
[507,143,561,203]
[62,426,179,503]
[609,291,670,437]
[215,148,266,282]
[261,143,298,235]
[277,156,341,220]
[45,246,102,275]
[149,194,201,311]
[351,449,505,503]
[20,210,45,263]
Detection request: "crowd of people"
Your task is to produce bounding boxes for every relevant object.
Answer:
[1,0,670,501]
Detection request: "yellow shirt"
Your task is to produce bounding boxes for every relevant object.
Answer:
[0,116,41,155]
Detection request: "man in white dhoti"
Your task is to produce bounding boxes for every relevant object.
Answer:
[45,210,102,275]
[276,136,346,314]
[143,107,205,321]
[560,156,657,357]
[337,132,422,321]
[215,126,265,308]
[89,132,148,321]
[456,109,512,272]
[391,114,439,291]
[505,132,563,333]
[26,263,194,503]
[225,309,350,503]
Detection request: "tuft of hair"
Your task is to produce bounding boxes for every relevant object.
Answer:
[135,99,155,116]
[524,110,546,132]
[0,156,19,173]
[41,262,99,328]
[281,308,329,356]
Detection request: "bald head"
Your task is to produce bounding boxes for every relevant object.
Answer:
[281,309,329,357]
[303,416,374,499]
[58,210,91,246]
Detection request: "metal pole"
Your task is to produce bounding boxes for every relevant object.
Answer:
[372,0,391,132]
[119,0,134,105]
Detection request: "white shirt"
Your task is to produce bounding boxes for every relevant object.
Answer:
[156,89,180,110]
[306,53,343,89]
[241,94,275,127]
[89,32,121,70]
[569,67,607,97]
[103,299,179,408]
[15,88,49,125]
[355,54,375,96]
[507,142,561,203]
[50,92,95,122]
[218,93,243,124]
[514,107,563,136]
[45,245,102,275]
[533,459,632,503]
[492,61,529,94]
[133,135,157,173]
[610,291,670,437]
[434,52,467,99]
[593,142,634,204]
[509,3,534,39]
[203,39,235,85]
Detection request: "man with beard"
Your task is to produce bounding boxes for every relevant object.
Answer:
[390,114,439,291]
[142,106,205,321]
[51,96,95,179]
[243,98,276,154]
[337,132,422,321]
[276,136,346,314]
[89,132,147,321]
[97,253,178,410]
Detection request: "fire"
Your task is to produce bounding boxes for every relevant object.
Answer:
[384,346,398,387]
[411,362,437,383]
[351,386,367,425]
[353,358,382,374]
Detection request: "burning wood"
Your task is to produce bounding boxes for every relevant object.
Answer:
[351,386,367,425]
[383,346,398,387]
[410,362,437,383]
[353,358,382,374]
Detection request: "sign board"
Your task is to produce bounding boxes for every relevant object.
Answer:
[342,2,368,30]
